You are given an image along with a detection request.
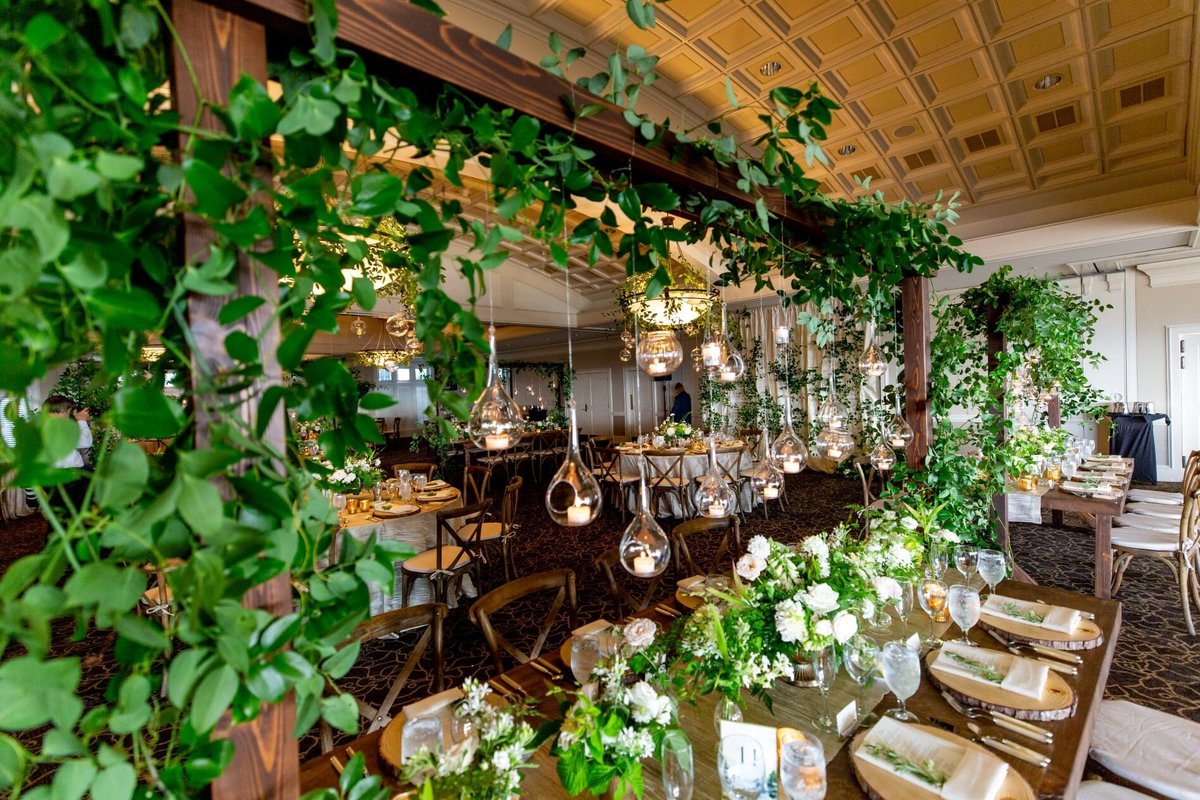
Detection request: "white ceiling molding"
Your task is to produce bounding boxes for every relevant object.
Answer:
[1137,257,1200,288]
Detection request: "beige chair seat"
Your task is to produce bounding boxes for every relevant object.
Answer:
[477,521,505,541]
[650,476,687,486]
[1110,526,1181,552]
[1126,488,1184,506]
[1090,699,1200,799]
[602,472,639,483]
[403,546,471,573]
[1114,513,1177,532]
[1076,781,1154,799]
[1125,502,1182,519]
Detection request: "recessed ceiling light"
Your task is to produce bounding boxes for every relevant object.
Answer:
[1034,73,1063,91]
[836,144,857,156]
[760,60,782,77]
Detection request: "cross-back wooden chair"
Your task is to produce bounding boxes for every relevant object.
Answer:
[671,515,740,578]
[713,444,752,520]
[594,546,661,618]
[854,456,889,508]
[643,448,689,518]
[319,602,447,753]
[469,568,577,673]
[399,500,491,607]
[475,476,523,584]
[594,446,638,520]
[463,464,494,507]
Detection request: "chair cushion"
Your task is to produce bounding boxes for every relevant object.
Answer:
[1110,527,1181,552]
[477,521,505,541]
[1126,502,1183,520]
[403,546,470,573]
[1115,513,1178,532]
[1090,699,1200,799]
[1076,781,1155,800]
[1126,488,1184,506]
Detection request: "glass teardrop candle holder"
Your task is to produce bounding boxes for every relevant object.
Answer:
[816,397,847,430]
[700,332,726,370]
[468,326,524,451]
[887,414,914,449]
[717,349,744,383]
[816,427,854,462]
[869,439,896,471]
[545,403,603,526]
[772,399,808,475]
[637,330,684,377]
[858,340,887,378]
[619,462,671,578]
[751,428,784,500]
[694,436,736,518]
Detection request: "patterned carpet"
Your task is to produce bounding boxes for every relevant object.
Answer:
[3,468,1197,766]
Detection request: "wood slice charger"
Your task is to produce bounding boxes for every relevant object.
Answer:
[378,709,413,778]
[977,610,1104,651]
[924,650,1077,722]
[849,724,1036,800]
[675,589,705,610]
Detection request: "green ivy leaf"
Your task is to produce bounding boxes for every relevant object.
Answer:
[0,735,26,790]
[168,650,211,709]
[46,159,101,201]
[218,295,266,325]
[49,757,93,800]
[111,385,185,439]
[0,656,81,731]
[108,675,151,734]
[22,14,66,53]
[350,171,403,216]
[94,151,144,181]
[495,23,513,51]
[277,93,342,137]
[95,441,148,511]
[319,693,359,733]
[228,76,282,141]
[177,475,224,537]
[118,3,157,50]
[183,159,248,218]
[91,762,135,800]
[191,664,238,735]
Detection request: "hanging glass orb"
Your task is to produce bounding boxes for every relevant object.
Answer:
[887,414,914,449]
[750,428,784,501]
[619,347,632,363]
[774,324,791,345]
[620,462,671,578]
[694,436,736,518]
[620,328,635,347]
[385,310,412,338]
[869,439,896,471]
[700,329,726,370]
[637,330,683,377]
[468,326,524,451]
[816,396,847,430]
[717,349,745,383]
[772,397,808,475]
[858,340,887,378]
[690,346,702,370]
[546,402,604,526]
[816,427,854,462]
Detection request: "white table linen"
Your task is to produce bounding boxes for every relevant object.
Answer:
[617,448,754,518]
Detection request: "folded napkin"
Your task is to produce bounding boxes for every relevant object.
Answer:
[858,717,1007,800]
[677,575,705,591]
[402,687,464,721]
[423,480,449,490]
[983,594,1080,633]
[934,642,1048,699]
[572,618,613,637]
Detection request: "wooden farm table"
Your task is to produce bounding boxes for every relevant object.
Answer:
[1041,458,1134,599]
[301,578,1120,800]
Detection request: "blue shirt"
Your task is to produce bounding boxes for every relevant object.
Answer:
[670,391,692,424]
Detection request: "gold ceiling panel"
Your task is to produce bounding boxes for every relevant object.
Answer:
[551,0,620,28]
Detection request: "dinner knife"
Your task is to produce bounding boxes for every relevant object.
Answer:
[527,659,557,679]
[986,628,1082,664]
[990,710,1053,744]
[980,735,1050,768]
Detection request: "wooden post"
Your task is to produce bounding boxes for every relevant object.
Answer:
[901,274,932,470]
[170,2,297,798]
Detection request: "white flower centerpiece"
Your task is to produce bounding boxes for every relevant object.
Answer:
[314,451,384,494]
[655,417,694,447]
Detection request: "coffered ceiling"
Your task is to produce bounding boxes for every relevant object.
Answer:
[441,0,1199,218]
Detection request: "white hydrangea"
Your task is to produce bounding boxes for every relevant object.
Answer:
[801,536,831,577]
[614,728,655,759]
[899,516,919,530]
[774,598,809,643]
[747,535,771,559]
[886,542,915,570]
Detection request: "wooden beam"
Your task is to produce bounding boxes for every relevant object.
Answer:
[901,274,932,470]
[171,2,297,798]
[207,0,827,241]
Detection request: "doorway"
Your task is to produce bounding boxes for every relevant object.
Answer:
[623,367,658,438]
[575,370,613,437]
[1167,324,1200,480]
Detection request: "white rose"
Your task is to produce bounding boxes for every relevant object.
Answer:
[735,553,766,582]
[872,575,902,602]
[900,516,919,530]
[832,611,858,644]
[937,528,961,544]
[799,582,840,615]
[747,535,771,559]
[626,681,671,725]
[814,618,834,638]
[623,618,657,651]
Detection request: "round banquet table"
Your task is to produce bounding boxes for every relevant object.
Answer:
[617,446,755,518]
[335,490,469,614]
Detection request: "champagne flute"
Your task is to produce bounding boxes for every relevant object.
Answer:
[918,579,948,648]
[842,634,880,726]
[570,635,599,684]
[895,581,914,629]
[948,584,981,646]
[660,730,693,800]
[718,735,765,800]
[954,546,979,586]
[780,735,826,800]
[926,541,949,580]
[977,549,1006,602]
[810,646,837,732]
[881,641,920,722]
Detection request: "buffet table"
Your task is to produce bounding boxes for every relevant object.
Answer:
[301,577,1120,800]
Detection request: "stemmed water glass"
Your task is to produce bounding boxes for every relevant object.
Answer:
[948,584,981,646]
[570,635,599,684]
[718,735,765,800]
[881,641,921,722]
[918,579,948,648]
[977,549,1007,601]
[810,646,837,732]
[330,492,347,527]
[926,541,949,581]
[660,730,693,800]
[894,581,915,630]
[780,735,826,800]
[954,546,978,586]
[842,634,880,726]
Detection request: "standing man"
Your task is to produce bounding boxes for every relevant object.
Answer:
[670,382,692,424]
[43,395,92,511]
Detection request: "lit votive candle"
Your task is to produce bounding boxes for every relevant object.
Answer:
[650,360,667,374]
[783,461,801,474]
[485,433,511,450]
[719,370,737,381]
[763,486,780,499]
[566,503,591,525]
[889,437,906,448]
[707,501,726,517]
[827,446,844,459]
[632,553,656,575]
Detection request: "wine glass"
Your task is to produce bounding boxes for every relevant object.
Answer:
[780,735,826,800]
[895,581,914,629]
[330,492,347,527]
[810,646,837,732]
[948,584,981,646]
[718,735,765,800]
[842,634,880,726]
[977,549,1006,602]
[413,473,428,492]
[880,641,920,722]
[926,541,949,580]
[1082,437,1095,459]
[918,579,948,648]
[954,546,978,585]
[660,730,694,800]
[570,635,599,684]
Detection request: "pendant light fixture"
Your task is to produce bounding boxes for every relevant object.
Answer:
[636,329,683,377]
[869,438,896,471]
[815,425,854,462]
[546,254,603,526]
[694,435,736,518]
[700,317,726,370]
[384,309,412,338]
[620,437,671,578]
[816,372,847,430]
[468,325,524,451]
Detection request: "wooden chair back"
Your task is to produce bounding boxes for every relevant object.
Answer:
[468,569,577,673]
[738,429,763,453]
[594,547,661,617]
[672,515,740,577]
[435,500,492,570]
[593,446,627,484]
[401,462,438,480]
[643,449,686,487]
[499,476,522,529]
[319,602,447,752]
[463,464,493,506]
